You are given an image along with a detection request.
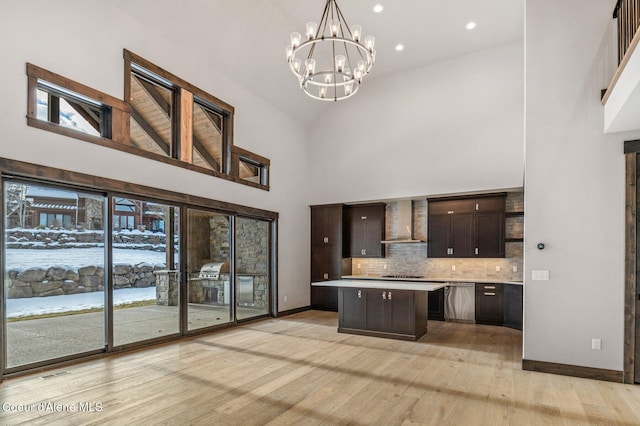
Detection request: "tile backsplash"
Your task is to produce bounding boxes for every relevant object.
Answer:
[350,192,524,282]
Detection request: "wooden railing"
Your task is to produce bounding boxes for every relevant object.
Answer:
[614,0,640,64]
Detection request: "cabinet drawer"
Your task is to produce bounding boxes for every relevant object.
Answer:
[476,283,503,292]
[475,283,504,326]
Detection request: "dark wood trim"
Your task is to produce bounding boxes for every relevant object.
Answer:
[232,146,270,166]
[522,359,623,383]
[625,139,640,154]
[276,306,311,317]
[0,157,278,221]
[626,152,638,383]
[505,238,524,243]
[231,146,270,190]
[505,211,525,217]
[27,63,130,111]
[427,192,508,202]
[123,49,234,114]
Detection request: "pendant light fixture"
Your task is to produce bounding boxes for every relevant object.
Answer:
[286,0,376,101]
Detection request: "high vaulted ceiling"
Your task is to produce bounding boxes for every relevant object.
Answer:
[110,0,524,126]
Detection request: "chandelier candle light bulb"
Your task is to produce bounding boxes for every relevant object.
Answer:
[306,22,318,39]
[286,0,376,101]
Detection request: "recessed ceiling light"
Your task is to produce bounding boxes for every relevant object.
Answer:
[466,22,477,30]
[395,44,405,52]
[373,4,384,13]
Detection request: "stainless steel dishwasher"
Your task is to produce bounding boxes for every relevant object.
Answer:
[444,282,475,322]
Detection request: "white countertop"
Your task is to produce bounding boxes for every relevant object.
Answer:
[341,275,523,286]
[312,279,447,292]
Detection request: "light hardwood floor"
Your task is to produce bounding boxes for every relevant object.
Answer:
[1,310,639,425]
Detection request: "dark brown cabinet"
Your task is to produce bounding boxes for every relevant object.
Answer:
[338,287,365,329]
[338,287,428,341]
[427,195,505,258]
[475,283,504,326]
[428,287,445,321]
[503,284,523,330]
[310,205,349,311]
[345,204,385,258]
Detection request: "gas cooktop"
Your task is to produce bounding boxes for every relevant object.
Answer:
[381,275,424,279]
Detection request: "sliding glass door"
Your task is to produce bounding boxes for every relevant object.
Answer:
[111,198,180,347]
[3,181,106,369]
[186,209,233,331]
[1,175,275,374]
[236,217,271,320]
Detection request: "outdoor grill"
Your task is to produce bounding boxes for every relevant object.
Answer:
[198,262,229,280]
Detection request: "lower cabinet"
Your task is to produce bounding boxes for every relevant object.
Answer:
[475,283,504,326]
[338,287,428,341]
[503,284,523,330]
[428,288,445,321]
[311,286,339,311]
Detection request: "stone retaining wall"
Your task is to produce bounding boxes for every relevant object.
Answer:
[6,229,169,251]
[6,263,165,299]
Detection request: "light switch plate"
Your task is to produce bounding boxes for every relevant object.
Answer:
[532,270,550,280]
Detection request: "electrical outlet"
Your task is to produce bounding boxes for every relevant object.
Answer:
[357,263,361,269]
[283,296,288,302]
[513,265,518,272]
[451,265,456,271]
[592,338,601,350]
[383,264,387,270]
[532,270,549,280]
[495,265,501,272]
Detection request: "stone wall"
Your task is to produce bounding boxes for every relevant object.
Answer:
[6,229,168,251]
[6,263,165,299]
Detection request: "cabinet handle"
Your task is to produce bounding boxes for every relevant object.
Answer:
[358,290,361,298]
[484,292,496,296]
[450,248,454,255]
[323,273,328,280]
[382,291,386,300]
[363,249,366,255]
[475,248,479,255]
[484,285,496,290]
[361,216,367,220]
[323,236,329,243]
[476,203,479,211]
[447,210,454,214]
[388,291,392,300]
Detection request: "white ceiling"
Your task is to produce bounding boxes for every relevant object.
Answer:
[111,0,524,126]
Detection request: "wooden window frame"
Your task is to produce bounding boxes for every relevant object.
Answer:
[26,63,130,146]
[124,50,269,191]
[231,146,270,190]
[26,52,270,191]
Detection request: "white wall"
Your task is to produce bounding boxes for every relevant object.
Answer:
[308,42,525,204]
[524,0,640,370]
[0,1,310,311]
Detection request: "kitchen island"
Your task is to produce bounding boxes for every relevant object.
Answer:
[312,280,447,341]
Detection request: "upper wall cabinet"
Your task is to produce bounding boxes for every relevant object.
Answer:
[427,194,505,258]
[345,203,386,258]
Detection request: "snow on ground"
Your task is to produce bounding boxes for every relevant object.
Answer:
[6,247,167,270]
[6,287,157,318]
[5,247,165,317]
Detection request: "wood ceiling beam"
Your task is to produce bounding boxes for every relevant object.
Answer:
[193,139,221,171]
[130,107,170,155]
[65,100,100,132]
[135,76,220,171]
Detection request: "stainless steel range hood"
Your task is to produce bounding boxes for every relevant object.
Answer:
[381,200,426,244]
